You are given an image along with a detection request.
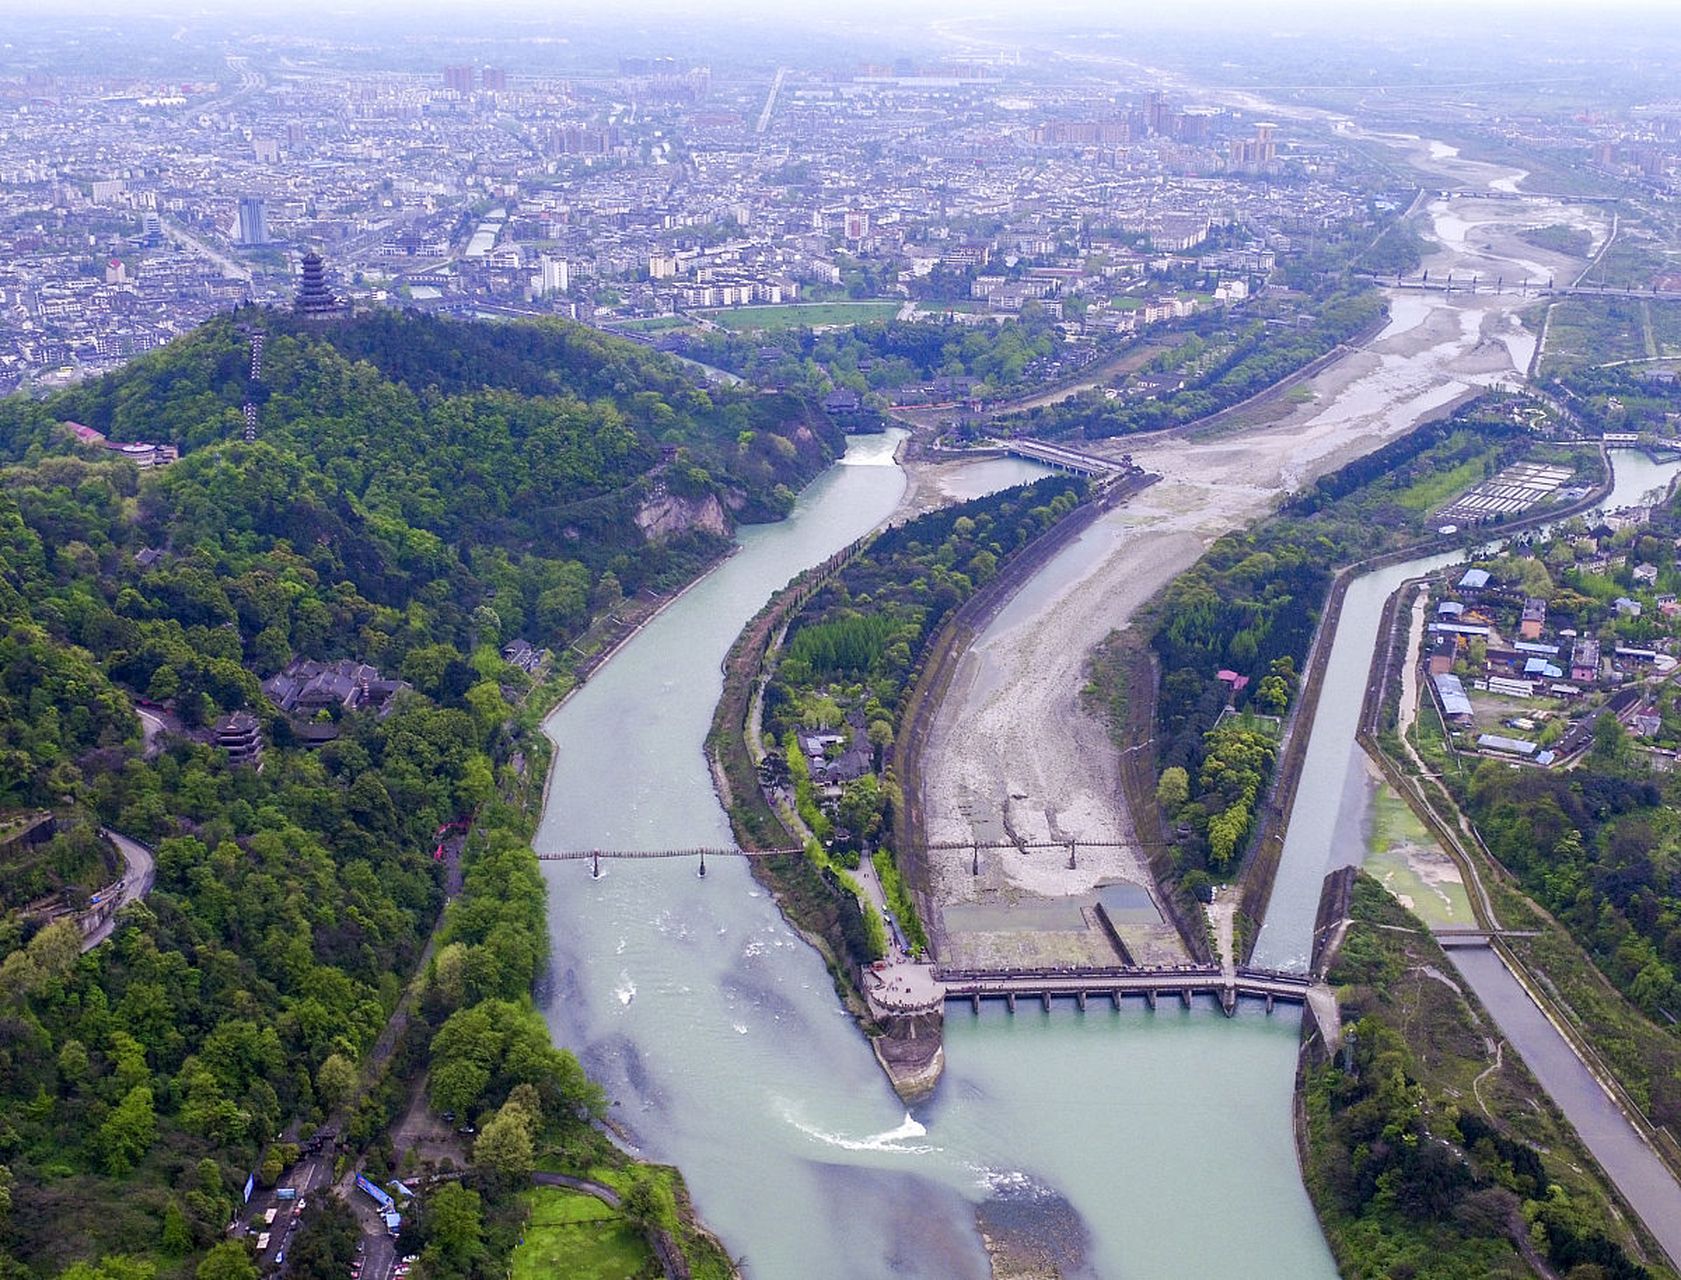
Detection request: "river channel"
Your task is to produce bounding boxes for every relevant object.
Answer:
[1300,447,1681,1271]
[537,426,1333,1279]
[533,149,1676,1276]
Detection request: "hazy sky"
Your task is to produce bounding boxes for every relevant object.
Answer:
[1,0,1680,22]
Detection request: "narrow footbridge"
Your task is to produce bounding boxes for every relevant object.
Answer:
[1431,928,1543,949]
[936,963,1316,1017]
[538,839,1163,877]
[537,845,802,876]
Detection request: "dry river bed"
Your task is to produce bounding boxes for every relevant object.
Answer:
[912,197,1595,969]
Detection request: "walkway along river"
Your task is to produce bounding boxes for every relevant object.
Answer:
[1391,453,1681,1269]
[1269,448,1681,1268]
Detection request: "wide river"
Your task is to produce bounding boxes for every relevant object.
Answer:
[538,430,1327,1279]
[535,175,1681,1277]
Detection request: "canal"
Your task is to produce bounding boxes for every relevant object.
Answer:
[1332,445,1681,1269]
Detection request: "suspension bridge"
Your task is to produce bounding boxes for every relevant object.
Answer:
[536,838,1160,877]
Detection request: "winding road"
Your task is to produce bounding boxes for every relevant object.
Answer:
[81,830,156,952]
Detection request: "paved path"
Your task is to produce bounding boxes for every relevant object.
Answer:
[531,1171,622,1208]
[1208,888,1238,979]
[81,830,155,952]
[135,707,170,758]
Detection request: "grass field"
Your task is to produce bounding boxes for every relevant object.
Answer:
[511,1188,654,1280]
[1540,297,1649,375]
[615,315,697,334]
[1362,785,1473,930]
[701,301,902,332]
[1394,452,1498,513]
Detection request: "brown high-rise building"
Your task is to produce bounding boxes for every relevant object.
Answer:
[481,66,508,92]
[444,65,475,94]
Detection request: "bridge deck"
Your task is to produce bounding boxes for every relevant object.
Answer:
[993,438,1123,476]
[935,964,1315,1013]
[538,839,1150,862]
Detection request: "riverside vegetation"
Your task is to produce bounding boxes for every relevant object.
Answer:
[678,309,1068,404]
[0,308,845,1280]
[1304,876,1663,1280]
[999,287,1386,440]
[1101,396,1597,912]
[712,473,1089,983]
[1431,483,1681,1140]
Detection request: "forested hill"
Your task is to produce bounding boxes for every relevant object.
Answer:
[3,308,845,538]
[0,309,839,1280]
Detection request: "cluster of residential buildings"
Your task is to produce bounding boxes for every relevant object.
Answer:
[0,37,1397,392]
[1424,507,1681,765]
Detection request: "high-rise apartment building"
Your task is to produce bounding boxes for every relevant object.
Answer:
[237,197,269,246]
[538,256,570,294]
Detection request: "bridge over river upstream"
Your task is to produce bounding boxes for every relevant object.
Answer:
[537,843,1324,1020]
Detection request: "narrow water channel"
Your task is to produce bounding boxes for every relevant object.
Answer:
[1252,552,1463,971]
[1351,448,1681,1269]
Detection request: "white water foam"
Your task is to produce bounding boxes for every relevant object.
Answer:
[614,972,636,1005]
[780,1104,937,1155]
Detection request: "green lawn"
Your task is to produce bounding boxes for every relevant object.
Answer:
[1394,452,1500,513]
[1362,785,1473,930]
[1541,297,1650,374]
[511,1188,653,1280]
[615,315,697,334]
[701,301,902,332]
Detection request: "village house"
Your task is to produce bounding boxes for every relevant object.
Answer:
[262,658,411,718]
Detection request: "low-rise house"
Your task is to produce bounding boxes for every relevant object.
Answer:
[500,639,549,674]
[1433,672,1474,724]
[1478,732,1538,757]
[1570,636,1601,683]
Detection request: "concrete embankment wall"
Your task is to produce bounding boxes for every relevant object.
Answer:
[1108,638,1218,966]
